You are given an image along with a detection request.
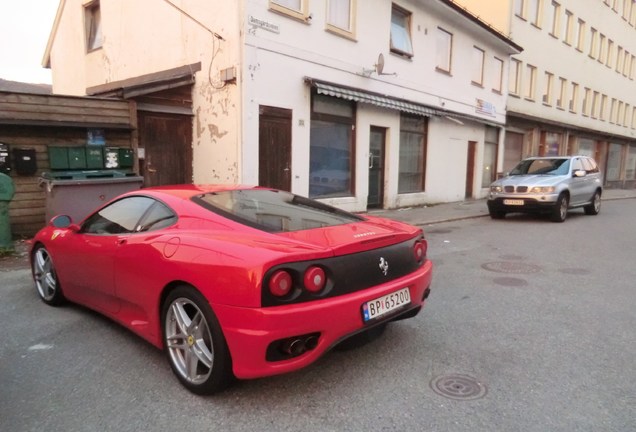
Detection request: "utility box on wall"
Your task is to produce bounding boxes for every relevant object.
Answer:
[13,148,37,176]
[0,143,10,174]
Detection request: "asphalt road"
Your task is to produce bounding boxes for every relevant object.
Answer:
[1,200,635,432]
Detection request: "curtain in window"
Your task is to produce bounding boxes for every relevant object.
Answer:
[390,9,413,54]
[327,0,351,30]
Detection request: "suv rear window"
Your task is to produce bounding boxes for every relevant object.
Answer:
[192,189,364,233]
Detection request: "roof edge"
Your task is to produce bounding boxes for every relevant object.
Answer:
[42,0,66,69]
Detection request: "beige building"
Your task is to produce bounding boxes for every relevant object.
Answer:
[457,0,636,188]
[43,0,522,211]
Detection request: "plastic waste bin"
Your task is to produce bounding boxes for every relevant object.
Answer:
[0,173,15,251]
[40,170,143,223]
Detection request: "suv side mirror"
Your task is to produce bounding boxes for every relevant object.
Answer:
[573,170,586,178]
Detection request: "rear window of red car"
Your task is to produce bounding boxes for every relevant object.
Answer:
[192,189,364,232]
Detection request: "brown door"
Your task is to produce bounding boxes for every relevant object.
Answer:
[465,141,477,199]
[368,127,386,208]
[138,111,193,187]
[259,106,292,191]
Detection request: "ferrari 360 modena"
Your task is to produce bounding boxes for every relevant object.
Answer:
[31,185,433,394]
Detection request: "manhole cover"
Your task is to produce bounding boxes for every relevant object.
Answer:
[430,374,487,401]
[481,261,541,274]
[493,277,528,287]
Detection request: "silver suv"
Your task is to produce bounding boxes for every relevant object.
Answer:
[487,156,602,222]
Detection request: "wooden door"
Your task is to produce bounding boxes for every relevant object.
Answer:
[465,141,477,199]
[259,106,292,191]
[137,112,193,187]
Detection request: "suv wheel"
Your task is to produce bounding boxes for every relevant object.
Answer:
[584,191,601,215]
[551,193,569,222]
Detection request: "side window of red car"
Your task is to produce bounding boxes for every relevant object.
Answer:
[136,202,177,232]
[81,196,155,235]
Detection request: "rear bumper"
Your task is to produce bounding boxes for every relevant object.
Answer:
[212,259,433,379]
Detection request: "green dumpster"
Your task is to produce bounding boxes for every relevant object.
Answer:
[0,173,15,251]
[40,170,143,223]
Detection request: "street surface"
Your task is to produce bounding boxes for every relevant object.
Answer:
[1,200,635,431]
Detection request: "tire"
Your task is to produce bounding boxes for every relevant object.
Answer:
[489,210,506,219]
[551,193,569,222]
[32,245,66,306]
[584,191,601,215]
[161,286,234,395]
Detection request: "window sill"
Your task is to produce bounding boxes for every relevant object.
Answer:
[471,81,484,88]
[435,67,452,76]
[325,26,357,41]
[390,50,413,60]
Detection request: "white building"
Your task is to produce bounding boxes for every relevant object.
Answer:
[43,0,521,211]
[457,0,636,188]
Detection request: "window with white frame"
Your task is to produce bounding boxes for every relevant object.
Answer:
[616,46,624,72]
[542,72,554,105]
[610,98,617,123]
[582,87,591,116]
[623,51,631,76]
[525,64,537,100]
[472,46,485,86]
[390,4,413,57]
[557,77,567,109]
[493,57,504,93]
[591,91,600,118]
[84,1,103,52]
[569,82,579,112]
[588,27,598,58]
[514,0,524,18]
[269,0,308,20]
[529,0,542,26]
[576,19,585,51]
[599,34,607,63]
[550,1,561,37]
[632,107,636,128]
[624,104,631,127]
[630,55,636,79]
[326,0,355,37]
[600,94,608,120]
[564,10,574,44]
[607,39,614,67]
[509,59,522,95]
[435,27,452,72]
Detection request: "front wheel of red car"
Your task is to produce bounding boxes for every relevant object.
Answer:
[32,245,66,306]
[161,286,234,394]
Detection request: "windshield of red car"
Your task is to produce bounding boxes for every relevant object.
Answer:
[192,189,365,233]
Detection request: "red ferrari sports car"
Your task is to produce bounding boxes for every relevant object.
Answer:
[31,185,433,394]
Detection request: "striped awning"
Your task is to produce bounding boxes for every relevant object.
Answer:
[308,79,438,117]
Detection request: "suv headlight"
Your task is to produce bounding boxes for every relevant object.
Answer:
[490,185,503,193]
[530,186,556,193]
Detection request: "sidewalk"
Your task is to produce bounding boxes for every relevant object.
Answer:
[366,188,636,227]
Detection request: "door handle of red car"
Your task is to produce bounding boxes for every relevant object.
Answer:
[118,238,127,245]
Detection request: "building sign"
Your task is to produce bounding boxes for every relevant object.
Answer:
[248,16,280,34]
[475,99,496,117]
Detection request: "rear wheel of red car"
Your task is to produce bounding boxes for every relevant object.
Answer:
[551,193,569,222]
[32,245,66,306]
[161,286,234,394]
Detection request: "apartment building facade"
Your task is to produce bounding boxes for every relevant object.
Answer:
[43,0,521,211]
[458,0,636,188]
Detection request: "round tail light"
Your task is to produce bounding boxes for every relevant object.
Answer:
[303,266,326,293]
[269,270,293,297]
[414,240,427,262]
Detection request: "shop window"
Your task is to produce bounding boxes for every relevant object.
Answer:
[309,94,355,198]
[398,114,428,193]
[482,127,499,188]
[629,145,636,180]
[606,143,622,181]
[85,1,103,52]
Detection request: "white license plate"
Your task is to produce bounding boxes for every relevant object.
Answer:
[503,199,524,205]
[362,288,411,322]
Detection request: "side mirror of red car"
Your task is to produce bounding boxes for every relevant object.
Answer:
[50,215,79,231]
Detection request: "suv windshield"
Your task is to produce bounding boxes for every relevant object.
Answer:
[192,189,364,233]
[510,158,570,176]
